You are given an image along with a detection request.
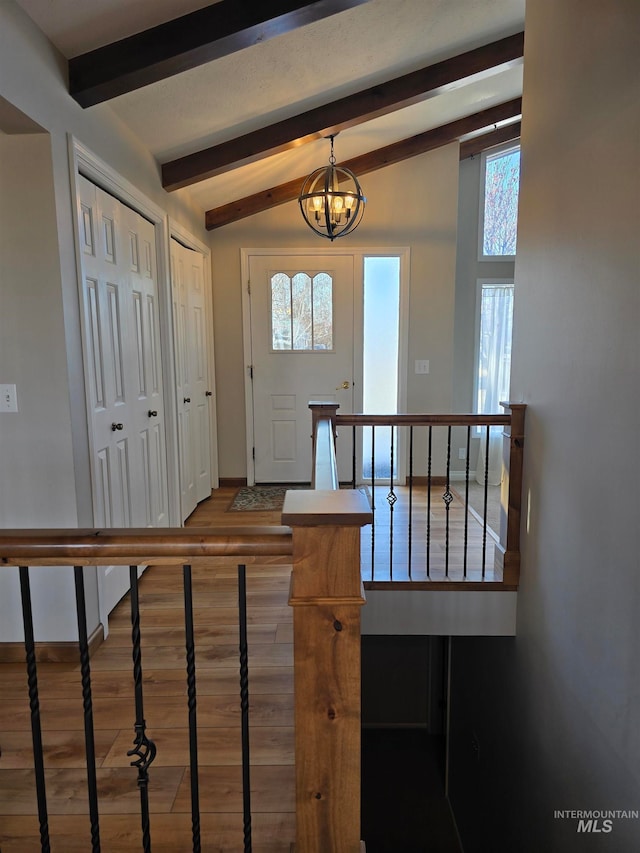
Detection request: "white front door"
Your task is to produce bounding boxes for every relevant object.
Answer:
[246,253,356,483]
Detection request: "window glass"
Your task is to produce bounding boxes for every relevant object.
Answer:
[476,283,514,416]
[270,271,333,350]
[481,146,520,257]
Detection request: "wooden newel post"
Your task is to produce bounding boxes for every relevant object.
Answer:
[283,489,372,853]
[497,402,526,585]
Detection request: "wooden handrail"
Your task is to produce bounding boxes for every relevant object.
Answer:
[0,526,293,566]
[335,412,511,427]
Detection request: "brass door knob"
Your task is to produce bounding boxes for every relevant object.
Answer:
[336,380,350,390]
[111,422,124,431]
[148,410,157,418]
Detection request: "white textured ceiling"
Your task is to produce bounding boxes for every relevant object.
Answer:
[15,0,525,217]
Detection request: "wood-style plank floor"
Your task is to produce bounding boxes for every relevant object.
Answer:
[0,484,502,851]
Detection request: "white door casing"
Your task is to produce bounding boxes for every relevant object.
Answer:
[245,252,356,483]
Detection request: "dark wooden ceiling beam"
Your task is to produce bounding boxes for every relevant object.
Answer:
[69,0,371,108]
[205,98,522,229]
[164,31,524,191]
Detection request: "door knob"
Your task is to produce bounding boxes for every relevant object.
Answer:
[111,422,124,431]
[148,410,157,418]
[184,397,191,404]
[205,390,213,397]
[336,380,351,390]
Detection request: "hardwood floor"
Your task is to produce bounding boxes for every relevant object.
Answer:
[0,485,501,851]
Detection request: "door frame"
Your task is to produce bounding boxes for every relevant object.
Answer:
[240,247,410,485]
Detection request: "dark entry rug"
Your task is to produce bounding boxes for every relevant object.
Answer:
[227,484,309,512]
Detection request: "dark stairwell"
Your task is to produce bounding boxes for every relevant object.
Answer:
[361,636,462,853]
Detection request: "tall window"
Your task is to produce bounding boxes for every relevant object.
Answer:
[475,282,514,417]
[480,143,520,258]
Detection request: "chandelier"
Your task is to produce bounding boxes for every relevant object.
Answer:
[298,135,366,240]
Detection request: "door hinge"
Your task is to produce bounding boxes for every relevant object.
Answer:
[252,447,255,460]
[247,280,251,295]
[249,364,254,379]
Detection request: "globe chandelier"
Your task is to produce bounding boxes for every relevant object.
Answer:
[298,135,366,241]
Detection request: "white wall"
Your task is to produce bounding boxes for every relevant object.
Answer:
[449,1,640,849]
[0,0,208,641]
[209,143,460,478]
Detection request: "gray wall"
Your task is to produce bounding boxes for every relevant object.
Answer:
[448,1,640,850]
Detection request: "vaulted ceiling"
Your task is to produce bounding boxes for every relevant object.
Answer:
[15,0,525,229]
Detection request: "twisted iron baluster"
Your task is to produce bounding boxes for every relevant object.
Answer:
[463,427,471,579]
[426,427,432,579]
[408,426,413,580]
[387,427,397,580]
[74,565,101,852]
[443,426,454,578]
[238,565,253,852]
[370,426,376,581]
[351,424,357,488]
[183,564,201,852]
[482,425,490,578]
[19,566,50,853]
[127,565,156,853]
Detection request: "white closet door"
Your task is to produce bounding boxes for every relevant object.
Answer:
[170,239,212,519]
[78,176,139,527]
[121,205,170,526]
[77,175,170,621]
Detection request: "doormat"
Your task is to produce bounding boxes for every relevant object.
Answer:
[227,484,309,512]
[227,484,371,512]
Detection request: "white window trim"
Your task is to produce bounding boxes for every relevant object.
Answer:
[477,140,520,262]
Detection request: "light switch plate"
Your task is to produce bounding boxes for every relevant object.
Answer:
[0,384,18,412]
[415,360,430,374]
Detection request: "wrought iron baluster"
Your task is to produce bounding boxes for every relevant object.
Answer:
[463,427,471,579]
[426,427,432,579]
[351,424,357,488]
[370,425,375,582]
[238,565,253,853]
[482,425,490,578]
[19,566,50,853]
[443,426,454,578]
[408,426,414,580]
[127,565,156,853]
[74,565,101,852]
[183,564,201,853]
[387,426,397,580]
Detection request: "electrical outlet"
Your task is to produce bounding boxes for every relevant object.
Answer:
[0,384,18,413]
[458,448,467,460]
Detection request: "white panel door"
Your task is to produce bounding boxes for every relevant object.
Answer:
[248,254,355,483]
[170,239,213,517]
[77,176,169,622]
[78,177,139,527]
[122,204,170,526]
[171,246,197,520]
